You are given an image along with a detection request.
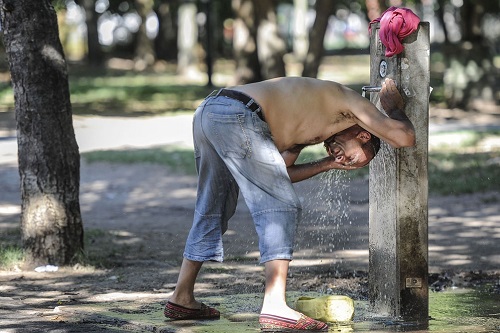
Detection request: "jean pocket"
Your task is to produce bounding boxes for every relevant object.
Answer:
[207,112,250,159]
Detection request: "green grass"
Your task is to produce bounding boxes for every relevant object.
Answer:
[0,245,24,269]
[429,151,500,195]
[82,130,500,196]
[83,145,196,175]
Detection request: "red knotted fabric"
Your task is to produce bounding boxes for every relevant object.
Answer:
[369,6,421,57]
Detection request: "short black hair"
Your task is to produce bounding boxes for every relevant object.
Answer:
[363,134,381,159]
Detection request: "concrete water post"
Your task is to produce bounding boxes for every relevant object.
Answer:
[368,22,430,322]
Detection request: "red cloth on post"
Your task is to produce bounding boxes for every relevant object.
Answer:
[369,6,420,57]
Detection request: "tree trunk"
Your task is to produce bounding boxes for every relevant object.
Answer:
[81,0,104,66]
[0,0,84,267]
[134,0,156,70]
[301,0,335,78]
[253,0,286,79]
[154,1,178,61]
[293,0,308,62]
[232,0,262,84]
[177,0,199,76]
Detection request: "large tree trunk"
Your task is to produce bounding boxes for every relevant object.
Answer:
[0,0,84,267]
[253,0,286,79]
[232,0,262,84]
[301,0,335,78]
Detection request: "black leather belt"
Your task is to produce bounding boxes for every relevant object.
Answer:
[209,89,265,121]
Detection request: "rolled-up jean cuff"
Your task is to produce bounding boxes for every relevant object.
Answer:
[260,252,293,264]
[183,252,224,263]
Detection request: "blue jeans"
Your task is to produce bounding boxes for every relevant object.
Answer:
[183,94,302,263]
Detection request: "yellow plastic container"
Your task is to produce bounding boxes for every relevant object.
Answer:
[295,295,354,322]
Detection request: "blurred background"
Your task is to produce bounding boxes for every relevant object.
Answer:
[1,0,499,113]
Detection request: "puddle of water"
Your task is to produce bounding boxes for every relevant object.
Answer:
[66,288,500,332]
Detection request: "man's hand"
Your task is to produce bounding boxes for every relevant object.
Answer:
[324,157,361,171]
[380,78,404,114]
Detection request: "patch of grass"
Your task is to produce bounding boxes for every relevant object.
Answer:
[82,145,196,174]
[0,245,24,269]
[428,151,500,195]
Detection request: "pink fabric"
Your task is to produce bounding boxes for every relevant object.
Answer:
[369,6,420,57]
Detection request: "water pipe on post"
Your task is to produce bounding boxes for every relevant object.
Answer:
[367,22,430,322]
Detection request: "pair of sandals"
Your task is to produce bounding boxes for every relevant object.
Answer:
[164,301,328,332]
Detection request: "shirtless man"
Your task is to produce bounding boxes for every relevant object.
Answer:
[164,77,415,332]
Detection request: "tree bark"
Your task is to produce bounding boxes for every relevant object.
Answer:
[0,0,84,267]
[301,0,335,78]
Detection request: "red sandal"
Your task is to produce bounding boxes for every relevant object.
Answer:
[164,301,220,321]
[259,313,329,332]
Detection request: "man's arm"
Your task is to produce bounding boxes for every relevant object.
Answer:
[281,149,357,183]
[345,78,416,148]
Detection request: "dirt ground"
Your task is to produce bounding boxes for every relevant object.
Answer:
[0,109,499,332]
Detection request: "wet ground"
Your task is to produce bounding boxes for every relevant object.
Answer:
[3,289,498,332]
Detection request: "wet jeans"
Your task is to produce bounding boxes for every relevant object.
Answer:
[183,94,302,263]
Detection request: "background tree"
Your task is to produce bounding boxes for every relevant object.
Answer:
[79,0,105,66]
[232,0,262,84]
[177,0,199,76]
[253,0,286,79]
[134,0,156,70]
[301,0,335,77]
[154,0,179,61]
[0,0,83,266]
[437,0,499,108]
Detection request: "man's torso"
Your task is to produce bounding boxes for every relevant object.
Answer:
[232,77,360,152]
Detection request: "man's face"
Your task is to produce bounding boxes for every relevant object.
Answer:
[324,136,372,168]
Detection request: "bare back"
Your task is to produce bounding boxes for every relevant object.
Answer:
[232,77,374,152]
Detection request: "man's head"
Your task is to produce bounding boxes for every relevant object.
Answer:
[324,125,380,168]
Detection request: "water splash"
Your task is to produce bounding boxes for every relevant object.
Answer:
[303,170,352,262]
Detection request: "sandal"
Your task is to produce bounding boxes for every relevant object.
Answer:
[164,301,220,321]
[259,313,328,332]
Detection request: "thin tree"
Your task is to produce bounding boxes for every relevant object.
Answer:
[0,0,84,266]
[302,0,335,77]
[134,0,156,70]
[79,0,105,66]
